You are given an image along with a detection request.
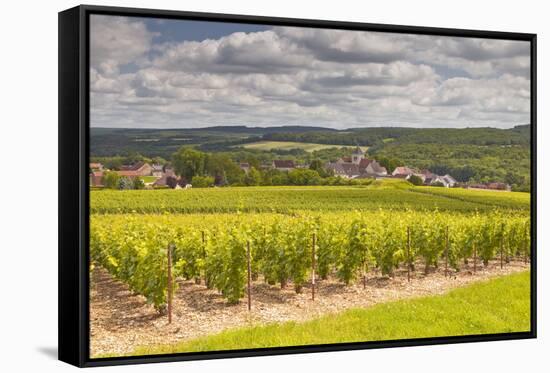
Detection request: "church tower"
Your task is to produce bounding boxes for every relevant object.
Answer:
[351,146,364,165]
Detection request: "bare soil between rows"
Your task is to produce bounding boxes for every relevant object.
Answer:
[90,259,529,357]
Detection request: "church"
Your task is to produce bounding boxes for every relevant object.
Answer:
[326,147,388,179]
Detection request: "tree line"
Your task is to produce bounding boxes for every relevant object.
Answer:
[170,148,374,187]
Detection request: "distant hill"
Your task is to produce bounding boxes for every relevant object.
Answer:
[91,126,338,157]
[90,124,531,158]
[262,125,530,147]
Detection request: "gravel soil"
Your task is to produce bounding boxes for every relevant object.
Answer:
[90,259,530,357]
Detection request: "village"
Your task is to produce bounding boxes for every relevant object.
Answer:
[89,146,511,191]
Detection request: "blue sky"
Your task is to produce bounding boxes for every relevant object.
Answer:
[90,15,531,129]
[144,18,270,43]
[118,19,270,75]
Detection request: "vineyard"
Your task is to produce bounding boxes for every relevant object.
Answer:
[90,183,530,214]
[91,210,530,311]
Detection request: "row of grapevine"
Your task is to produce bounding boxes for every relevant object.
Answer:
[90,186,530,215]
[90,211,530,310]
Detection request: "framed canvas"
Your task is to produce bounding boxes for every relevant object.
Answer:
[58,4,537,367]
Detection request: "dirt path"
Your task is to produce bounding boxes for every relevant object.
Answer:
[90,259,529,357]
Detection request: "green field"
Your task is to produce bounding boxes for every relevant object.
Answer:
[90,182,529,214]
[129,271,530,355]
[238,141,368,152]
[140,176,158,184]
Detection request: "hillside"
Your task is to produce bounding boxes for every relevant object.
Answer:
[262,125,530,147]
[90,124,531,190]
[90,125,530,157]
[90,126,338,157]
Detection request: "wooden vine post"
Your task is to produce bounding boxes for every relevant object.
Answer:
[473,243,477,274]
[202,230,207,286]
[523,238,529,264]
[523,224,529,264]
[406,226,411,282]
[500,224,504,269]
[247,240,252,311]
[363,226,368,289]
[444,226,449,278]
[167,243,173,324]
[311,232,316,301]
[362,261,367,289]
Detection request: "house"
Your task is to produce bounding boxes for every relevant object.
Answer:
[90,162,103,171]
[425,175,446,186]
[412,173,427,182]
[467,182,510,191]
[441,174,457,188]
[425,174,456,188]
[393,167,435,183]
[116,170,141,178]
[164,166,176,178]
[240,163,251,174]
[363,160,388,177]
[392,166,415,177]
[89,171,103,187]
[420,169,434,179]
[151,164,164,177]
[152,167,178,187]
[119,162,152,176]
[272,160,295,172]
[336,156,352,164]
[153,175,169,187]
[486,182,512,191]
[154,174,185,188]
[326,163,360,179]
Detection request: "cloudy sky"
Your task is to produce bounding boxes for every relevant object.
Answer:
[90,15,530,129]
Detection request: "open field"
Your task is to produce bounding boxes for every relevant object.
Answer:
[140,176,159,184]
[411,186,530,207]
[237,141,368,152]
[91,270,530,357]
[90,182,529,214]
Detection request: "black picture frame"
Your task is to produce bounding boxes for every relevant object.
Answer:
[59,4,537,368]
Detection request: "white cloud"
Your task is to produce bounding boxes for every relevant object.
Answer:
[276,27,410,64]
[410,35,530,78]
[414,75,529,113]
[89,16,531,129]
[90,15,157,75]
[152,30,312,74]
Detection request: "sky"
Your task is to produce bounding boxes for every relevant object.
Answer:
[90,15,531,129]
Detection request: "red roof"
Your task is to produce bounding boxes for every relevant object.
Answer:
[487,182,508,190]
[90,171,104,186]
[120,162,147,171]
[420,169,434,177]
[116,170,140,177]
[393,166,414,176]
[358,158,373,168]
[273,160,295,168]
